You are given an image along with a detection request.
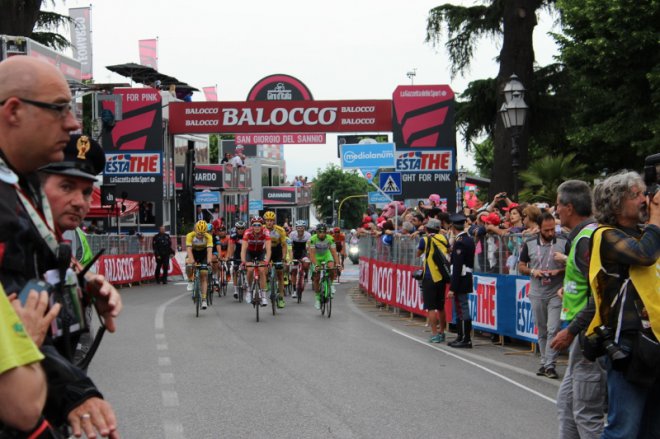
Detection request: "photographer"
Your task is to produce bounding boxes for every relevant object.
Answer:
[587,171,660,438]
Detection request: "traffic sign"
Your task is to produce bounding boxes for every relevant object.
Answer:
[249,200,263,213]
[368,191,391,205]
[379,172,402,195]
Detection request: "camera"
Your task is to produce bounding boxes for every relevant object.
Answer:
[594,325,629,361]
[497,192,507,199]
[643,153,660,196]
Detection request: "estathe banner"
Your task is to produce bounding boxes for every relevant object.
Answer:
[168,100,392,134]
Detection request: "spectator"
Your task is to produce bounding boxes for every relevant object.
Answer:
[447,214,475,348]
[549,179,606,439]
[416,218,450,343]
[229,145,246,167]
[153,225,175,284]
[522,205,542,235]
[220,152,231,164]
[587,171,660,438]
[518,211,569,379]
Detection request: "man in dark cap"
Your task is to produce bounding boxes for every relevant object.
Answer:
[447,213,476,348]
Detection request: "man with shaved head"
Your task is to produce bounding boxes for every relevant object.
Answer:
[0,57,120,438]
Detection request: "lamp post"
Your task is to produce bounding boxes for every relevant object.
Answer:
[457,166,467,212]
[499,74,528,201]
[327,192,338,226]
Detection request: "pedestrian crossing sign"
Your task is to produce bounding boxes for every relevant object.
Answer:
[379,172,402,195]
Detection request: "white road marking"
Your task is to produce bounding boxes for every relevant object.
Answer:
[393,329,557,404]
[162,390,180,407]
[158,357,171,366]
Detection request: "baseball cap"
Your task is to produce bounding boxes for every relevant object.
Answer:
[425,218,442,231]
[40,134,105,181]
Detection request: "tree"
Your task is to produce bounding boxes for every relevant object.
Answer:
[0,1,71,50]
[311,165,370,229]
[518,153,588,203]
[427,1,556,198]
[555,0,660,173]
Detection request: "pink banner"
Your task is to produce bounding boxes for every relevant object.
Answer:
[203,86,218,101]
[93,253,182,285]
[139,38,158,70]
[358,257,452,318]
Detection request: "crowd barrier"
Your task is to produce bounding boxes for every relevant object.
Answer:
[358,234,539,344]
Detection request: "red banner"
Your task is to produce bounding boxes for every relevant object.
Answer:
[168,100,392,134]
[235,133,326,144]
[93,253,182,285]
[139,39,158,70]
[202,86,218,101]
[358,257,452,318]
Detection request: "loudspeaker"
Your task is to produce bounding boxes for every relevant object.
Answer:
[100,184,116,206]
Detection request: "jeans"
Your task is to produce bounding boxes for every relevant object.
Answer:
[530,294,562,368]
[602,357,660,439]
[556,337,606,439]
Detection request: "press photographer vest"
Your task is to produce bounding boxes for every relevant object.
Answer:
[561,223,596,321]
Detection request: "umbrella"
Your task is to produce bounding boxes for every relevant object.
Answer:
[105,62,199,92]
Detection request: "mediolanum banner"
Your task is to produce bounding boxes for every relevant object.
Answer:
[168,100,392,134]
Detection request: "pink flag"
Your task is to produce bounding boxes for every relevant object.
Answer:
[202,86,218,101]
[139,38,158,70]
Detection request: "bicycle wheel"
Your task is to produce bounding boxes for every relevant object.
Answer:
[270,271,277,316]
[297,269,304,304]
[327,281,332,319]
[237,272,244,303]
[320,277,327,316]
[194,276,201,318]
[207,273,213,306]
[253,283,260,322]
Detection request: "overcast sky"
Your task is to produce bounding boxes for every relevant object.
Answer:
[50,0,560,180]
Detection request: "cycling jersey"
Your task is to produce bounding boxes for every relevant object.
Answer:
[186,231,213,251]
[266,224,287,248]
[242,229,271,253]
[214,235,230,259]
[310,234,336,266]
[290,230,311,260]
[229,231,244,260]
[332,232,346,252]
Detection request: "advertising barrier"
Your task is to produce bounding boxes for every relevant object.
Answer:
[93,253,183,285]
[358,236,538,344]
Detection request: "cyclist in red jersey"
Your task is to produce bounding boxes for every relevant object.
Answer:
[241,216,271,306]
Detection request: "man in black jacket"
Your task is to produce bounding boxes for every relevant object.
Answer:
[0,56,120,438]
[153,225,175,284]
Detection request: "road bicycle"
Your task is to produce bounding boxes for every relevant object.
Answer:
[206,270,213,307]
[234,261,247,303]
[289,259,307,304]
[246,261,268,322]
[218,260,229,297]
[316,262,337,318]
[191,263,207,317]
[268,261,285,315]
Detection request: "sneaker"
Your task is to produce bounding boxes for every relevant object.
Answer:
[201,300,208,310]
[233,291,238,299]
[260,296,268,307]
[187,281,193,291]
[277,297,285,309]
[545,368,559,379]
[245,292,252,304]
[429,333,446,343]
[536,366,546,376]
[314,294,321,310]
[291,292,298,299]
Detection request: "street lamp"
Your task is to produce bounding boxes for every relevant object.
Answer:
[457,166,467,212]
[326,192,339,226]
[499,73,528,201]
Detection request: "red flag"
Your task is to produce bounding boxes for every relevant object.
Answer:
[139,38,158,70]
[202,86,218,101]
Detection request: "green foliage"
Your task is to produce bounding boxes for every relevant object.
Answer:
[311,165,370,228]
[209,134,219,163]
[519,153,588,203]
[556,0,660,173]
[31,10,72,50]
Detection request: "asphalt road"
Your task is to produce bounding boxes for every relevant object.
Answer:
[88,264,561,438]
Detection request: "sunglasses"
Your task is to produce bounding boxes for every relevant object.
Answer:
[252,223,262,227]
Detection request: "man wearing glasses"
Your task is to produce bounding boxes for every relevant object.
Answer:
[0,56,121,438]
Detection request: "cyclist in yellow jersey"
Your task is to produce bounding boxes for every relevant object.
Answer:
[185,220,214,310]
[264,211,288,308]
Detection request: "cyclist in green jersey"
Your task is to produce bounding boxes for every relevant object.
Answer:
[309,224,340,310]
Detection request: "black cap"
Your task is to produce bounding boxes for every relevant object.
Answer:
[40,134,105,181]
[449,213,467,225]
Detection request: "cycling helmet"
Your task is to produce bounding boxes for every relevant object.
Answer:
[263,211,276,220]
[250,216,264,225]
[235,220,246,229]
[294,219,307,228]
[212,219,223,230]
[333,227,340,233]
[207,223,213,232]
[194,220,208,234]
[316,223,327,233]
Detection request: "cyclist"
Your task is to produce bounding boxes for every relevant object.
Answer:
[309,223,340,310]
[289,220,311,299]
[185,220,213,310]
[241,216,271,306]
[212,220,231,290]
[263,211,288,308]
[331,227,347,281]
[227,220,247,299]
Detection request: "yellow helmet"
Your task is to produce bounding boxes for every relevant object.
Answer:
[264,211,276,220]
[195,220,208,234]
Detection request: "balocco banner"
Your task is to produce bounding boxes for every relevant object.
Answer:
[168,100,392,134]
[94,253,183,285]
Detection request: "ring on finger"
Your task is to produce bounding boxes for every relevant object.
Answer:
[80,413,91,420]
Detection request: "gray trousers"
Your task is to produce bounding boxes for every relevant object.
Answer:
[530,294,562,368]
[556,337,606,439]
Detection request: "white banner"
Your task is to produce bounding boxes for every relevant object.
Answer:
[69,7,93,80]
